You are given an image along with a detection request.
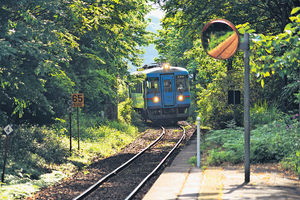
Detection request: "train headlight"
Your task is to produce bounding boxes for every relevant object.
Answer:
[153,96,160,103]
[177,95,184,101]
[163,63,170,71]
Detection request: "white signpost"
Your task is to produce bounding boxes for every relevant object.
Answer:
[4,125,13,135]
[196,117,201,168]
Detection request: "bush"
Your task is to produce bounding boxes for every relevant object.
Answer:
[250,101,283,128]
[0,111,8,127]
[202,114,300,177]
[131,111,146,130]
[118,98,133,124]
[251,119,299,163]
[0,119,141,199]
[281,151,300,176]
[78,120,139,157]
[203,125,244,165]
[0,126,68,179]
[196,83,244,129]
[188,156,197,166]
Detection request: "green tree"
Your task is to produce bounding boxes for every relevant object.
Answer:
[0,0,75,124]
[154,1,299,127]
[0,0,151,125]
[251,7,300,116]
[66,0,151,118]
[154,0,298,34]
[155,11,193,66]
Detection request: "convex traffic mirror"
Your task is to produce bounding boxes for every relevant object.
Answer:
[201,19,240,60]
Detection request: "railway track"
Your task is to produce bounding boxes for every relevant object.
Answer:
[33,123,195,200]
[73,125,186,200]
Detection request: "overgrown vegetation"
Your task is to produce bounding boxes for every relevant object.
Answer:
[0,0,152,126]
[201,105,300,177]
[0,1,151,197]
[0,116,141,199]
[155,2,299,129]
[0,0,299,198]
[156,2,299,178]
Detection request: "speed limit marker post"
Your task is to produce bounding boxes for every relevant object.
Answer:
[72,93,84,108]
[71,93,84,151]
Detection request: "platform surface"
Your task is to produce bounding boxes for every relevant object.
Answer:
[142,137,300,200]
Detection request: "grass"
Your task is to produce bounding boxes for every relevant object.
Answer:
[194,102,300,178]
[0,116,142,199]
[207,31,235,51]
[0,171,66,200]
[199,115,299,177]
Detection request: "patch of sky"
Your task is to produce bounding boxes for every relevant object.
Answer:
[144,5,164,60]
[133,4,164,72]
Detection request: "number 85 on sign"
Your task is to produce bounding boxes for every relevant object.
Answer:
[72,93,84,107]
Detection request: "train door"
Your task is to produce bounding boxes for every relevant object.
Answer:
[161,74,175,106]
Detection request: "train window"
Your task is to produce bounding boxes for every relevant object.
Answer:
[176,75,189,92]
[164,80,172,92]
[147,77,159,94]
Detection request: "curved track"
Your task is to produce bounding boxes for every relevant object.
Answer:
[73,126,186,200]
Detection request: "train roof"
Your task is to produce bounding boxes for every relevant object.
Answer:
[130,66,188,76]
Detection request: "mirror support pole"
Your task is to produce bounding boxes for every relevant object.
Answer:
[240,33,251,183]
[202,19,251,183]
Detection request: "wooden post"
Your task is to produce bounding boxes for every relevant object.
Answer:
[1,135,9,183]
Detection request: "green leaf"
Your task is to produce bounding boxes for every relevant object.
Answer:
[264,71,270,77]
[289,16,300,23]
[291,7,300,15]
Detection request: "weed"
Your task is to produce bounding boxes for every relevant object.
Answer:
[188,156,197,166]
[0,118,141,199]
[202,113,300,177]
[250,101,283,128]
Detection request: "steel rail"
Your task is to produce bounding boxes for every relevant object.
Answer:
[124,125,186,200]
[73,127,166,200]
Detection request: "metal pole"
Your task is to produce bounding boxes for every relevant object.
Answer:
[197,117,201,168]
[77,107,80,151]
[69,111,72,153]
[243,33,250,183]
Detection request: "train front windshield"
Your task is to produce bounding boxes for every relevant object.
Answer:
[176,75,189,92]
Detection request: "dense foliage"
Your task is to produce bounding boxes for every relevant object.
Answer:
[154,0,300,178]
[154,0,298,34]
[202,106,300,177]
[0,119,139,199]
[0,0,152,125]
[0,1,151,197]
[0,0,299,197]
[154,0,299,128]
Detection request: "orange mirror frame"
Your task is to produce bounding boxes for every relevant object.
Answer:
[201,19,240,60]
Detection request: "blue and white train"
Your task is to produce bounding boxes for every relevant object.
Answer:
[130,63,191,123]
